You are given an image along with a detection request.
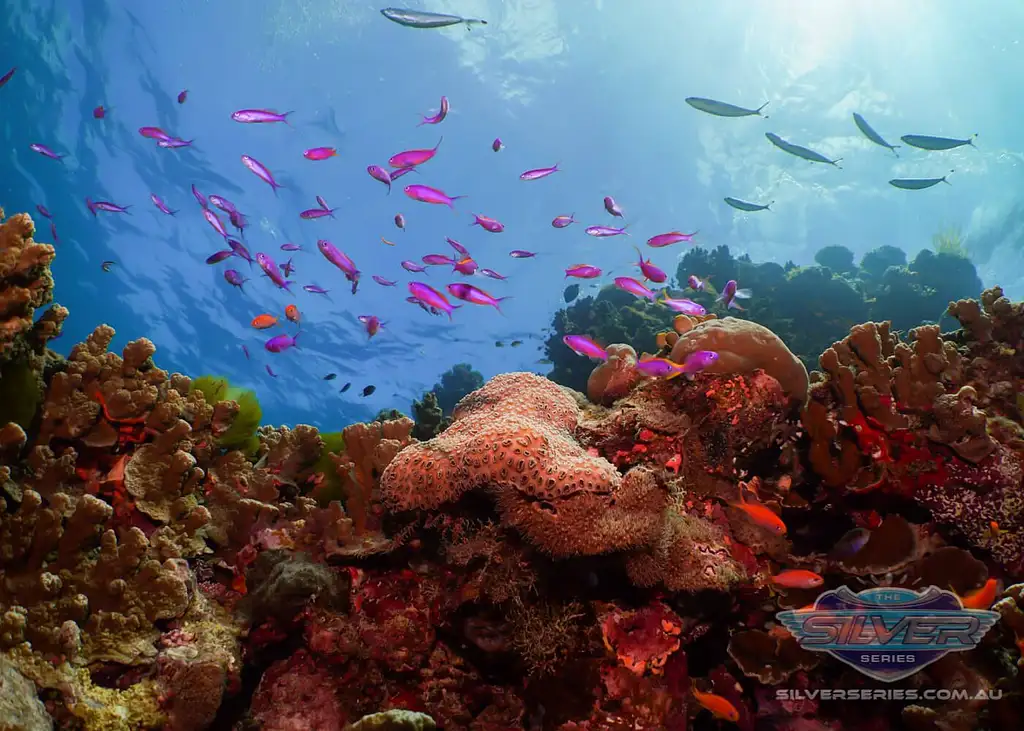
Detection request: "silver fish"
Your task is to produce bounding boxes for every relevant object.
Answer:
[724,197,772,212]
[900,134,976,151]
[685,97,768,118]
[765,132,842,167]
[852,113,900,157]
[380,7,487,29]
[889,170,953,190]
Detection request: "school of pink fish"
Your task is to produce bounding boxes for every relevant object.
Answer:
[13,72,749,386]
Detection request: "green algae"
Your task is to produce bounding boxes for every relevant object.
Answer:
[0,359,42,430]
[311,430,346,504]
[189,375,262,454]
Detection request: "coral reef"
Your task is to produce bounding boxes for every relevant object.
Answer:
[4,205,1024,730]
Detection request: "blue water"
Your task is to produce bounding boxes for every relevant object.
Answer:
[3,0,1023,428]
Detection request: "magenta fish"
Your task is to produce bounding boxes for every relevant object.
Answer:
[390,166,417,182]
[407,296,439,316]
[480,268,507,280]
[446,283,508,312]
[565,264,601,279]
[687,274,711,291]
[241,155,283,194]
[509,250,535,258]
[394,213,406,230]
[90,199,132,214]
[636,351,718,380]
[647,231,698,248]
[232,109,293,124]
[303,147,337,161]
[446,237,469,256]
[224,269,247,290]
[492,138,503,152]
[242,345,250,360]
[614,276,657,301]
[0,67,15,89]
[150,194,177,215]
[280,243,303,252]
[453,256,478,275]
[204,208,229,238]
[265,332,301,353]
[418,96,449,126]
[359,315,384,338]
[401,260,428,273]
[389,137,442,168]
[472,213,504,233]
[552,214,575,228]
[50,222,58,244]
[405,184,465,208]
[266,365,278,378]
[229,210,248,232]
[227,238,254,266]
[255,252,293,293]
[408,281,457,319]
[303,284,330,296]
[208,195,237,214]
[177,90,188,104]
[300,207,336,220]
[317,239,361,293]
[36,204,52,218]
[373,275,397,286]
[316,195,330,210]
[139,127,172,142]
[157,137,193,149]
[30,143,64,161]
[367,165,393,193]
[717,279,752,310]
[93,105,108,119]
[206,250,234,265]
[520,164,559,181]
[633,247,667,283]
[659,295,705,316]
[191,184,207,208]
[603,196,624,217]
[563,335,608,361]
[585,225,629,238]
[281,258,295,277]
[423,254,455,266]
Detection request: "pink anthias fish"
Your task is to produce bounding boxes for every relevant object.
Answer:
[206,250,234,265]
[358,315,384,338]
[86,198,131,215]
[316,195,330,210]
[472,213,504,233]
[281,258,296,278]
[93,105,109,119]
[717,279,752,310]
[635,351,719,380]
[304,147,337,161]
[453,256,478,276]
[389,137,442,168]
[280,243,303,252]
[373,275,397,287]
[688,274,712,291]
[402,260,428,273]
[552,213,575,228]
[509,250,535,258]
[0,67,16,89]
[265,332,301,353]
[446,283,509,313]
[394,213,406,230]
[405,184,465,209]
[204,208,229,238]
[492,137,503,152]
[36,204,52,218]
[157,137,193,149]
[177,90,188,104]
[317,239,361,293]
[367,165,393,193]
[418,96,449,126]
[224,269,247,290]
[423,254,455,266]
[586,225,629,238]
[565,264,602,279]
[150,194,177,215]
[658,295,706,316]
[232,109,293,124]
[30,143,64,161]
[139,127,172,142]
[209,195,237,214]
[480,268,506,280]
[227,237,254,266]
[647,230,699,248]
[520,163,559,181]
[255,252,293,293]
[191,184,208,208]
[614,276,657,301]
[563,335,609,361]
[446,237,469,256]
[603,196,624,217]
[300,206,336,220]
[633,247,667,283]
[408,281,457,319]
[303,284,330,297]
[241,155,283,194]
[390,166,417,182]
[407,296,440,316]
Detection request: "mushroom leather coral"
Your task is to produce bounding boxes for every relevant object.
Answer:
[380,372,665,556]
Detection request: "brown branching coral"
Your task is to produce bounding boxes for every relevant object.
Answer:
[0,208,61,365]
[332,417,414,533]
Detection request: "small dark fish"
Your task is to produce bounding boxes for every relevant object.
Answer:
[361,385,376,397]
[889,170,954,190]
[50,222,58,243]
[381,7,487,29]
[177,89,188,104]
[281,258,295,277]
[564,284,580,303]
[394,213,406,230]
[206,250,235,264]
[93,105,108,119]
[685,97,769,117]
[36,204,52,218]
[509,250,535,258]
[242,345,250,360]
[852,113,900,156]
[495,341,505,347]
[0,67,15,89]
[830,527,871,559]
[30,143,65,161]
[266,365,278,378]
[101,260,115,272]
[340,382,352,393]
[724,197,772,212]
[280,243,303,252]
[901,133,976,151]
[323,373,337,381]
[492,137,503,152]
[511,340,523,347]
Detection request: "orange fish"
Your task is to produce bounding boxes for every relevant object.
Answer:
[772,569,824,589]
[251,314,278,329]
[960,578,998,610]
[285,304,300,323]
[730,489,786,536]
[988,521,1001,539]
[692,681,740,723]
[381,237,395,246]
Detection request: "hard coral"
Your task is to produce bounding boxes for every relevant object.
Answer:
[0,208,61,365]
[586,343,641,406]
[381,373,664,556]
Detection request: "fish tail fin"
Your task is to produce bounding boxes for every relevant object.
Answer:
[434,136,443,151]
[944,169,955,184]
[284,280,294,293]
[757,100,770,117]
[284,111,295,128]
[891,146,901,158]
[729,300,745,311]
[294,330,302,348]
[449,195,468,211]
[832,158,843,169]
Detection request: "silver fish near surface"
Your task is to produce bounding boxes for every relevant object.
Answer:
[852,113,900,157]
[900,133,977,151]
[765,132,842,167]
[380,7,487,29]
[889,170,954,190]
[724,197,773,212]
[684,97,769,118]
